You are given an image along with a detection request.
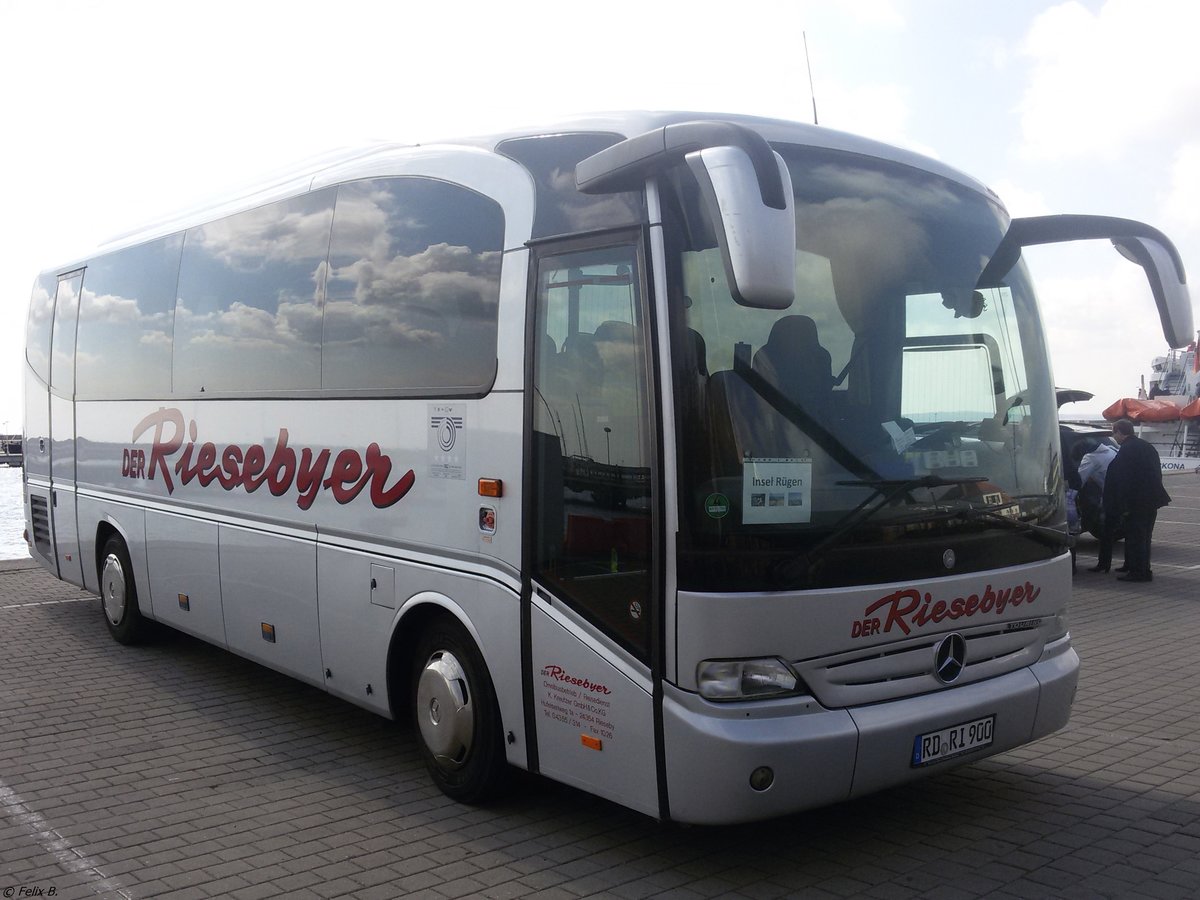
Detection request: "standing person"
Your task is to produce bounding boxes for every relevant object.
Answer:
[1079,440,1119,572]
[1105,418,1171,582]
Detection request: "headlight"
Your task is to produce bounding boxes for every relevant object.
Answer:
[697,657,798,701]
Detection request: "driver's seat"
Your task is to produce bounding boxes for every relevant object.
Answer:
[752,315,834,417]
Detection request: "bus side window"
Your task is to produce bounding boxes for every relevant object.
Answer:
[25,273,57,386]
[75,236,182,399]
[173,189,336,394]
[50,274,82,398]
[323,177,504,393]
[531,243,653,660]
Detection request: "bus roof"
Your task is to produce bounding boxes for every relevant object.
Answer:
[48,111,996,274]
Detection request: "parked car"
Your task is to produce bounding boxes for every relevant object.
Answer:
[1057,389,1118,539]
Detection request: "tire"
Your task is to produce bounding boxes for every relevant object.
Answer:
[411,616,508,803]
[99,535,154,645]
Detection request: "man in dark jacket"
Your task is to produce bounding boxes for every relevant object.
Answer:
[1105,419,1171,582]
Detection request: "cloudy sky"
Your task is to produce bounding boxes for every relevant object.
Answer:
[1,0,1197,434]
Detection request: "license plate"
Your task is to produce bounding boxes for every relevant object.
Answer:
[912,715,995,767]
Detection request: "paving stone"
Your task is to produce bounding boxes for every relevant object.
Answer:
[3,478,1200,898]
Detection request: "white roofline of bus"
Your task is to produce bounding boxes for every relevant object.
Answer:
[43,110,1000,276]
[453,110,995,196]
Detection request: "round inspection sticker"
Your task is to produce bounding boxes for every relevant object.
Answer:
[704,493,731,519]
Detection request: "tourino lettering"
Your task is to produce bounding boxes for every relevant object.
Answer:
[128,407,415,510]
[855,580,1042,637]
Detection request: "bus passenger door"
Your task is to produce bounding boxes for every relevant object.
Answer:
[525,236,663,819]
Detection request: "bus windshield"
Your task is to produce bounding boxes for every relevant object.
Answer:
[666,145,1063,592]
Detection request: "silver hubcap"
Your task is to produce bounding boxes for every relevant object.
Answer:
[415,649,474,770]
[101,553,127,626]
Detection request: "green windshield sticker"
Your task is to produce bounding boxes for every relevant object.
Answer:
[704,493,731,519]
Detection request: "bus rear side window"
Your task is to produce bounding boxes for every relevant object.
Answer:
[25,273,57,384]
[51,275,83,396]
[75,235,182,398]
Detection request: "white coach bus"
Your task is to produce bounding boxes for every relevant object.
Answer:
[24,113,1192,824]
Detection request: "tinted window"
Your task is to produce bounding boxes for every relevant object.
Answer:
[531,242,653,660]
[75,235,182,398]
[497,133,643,239]
[668,144,1060,591]
[51,274,82,395]
[322,178,504,392]
[25,273,57,383]
[173,189,335,393]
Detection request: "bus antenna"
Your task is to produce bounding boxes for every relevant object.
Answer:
[803,31,819,125]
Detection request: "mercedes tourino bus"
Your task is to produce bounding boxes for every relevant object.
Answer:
[24,113,1192,823]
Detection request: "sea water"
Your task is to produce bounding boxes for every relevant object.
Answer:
[0,467,29,560]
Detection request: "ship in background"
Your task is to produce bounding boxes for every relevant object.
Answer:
[0,434,22,468]
[1096,335,1200,474]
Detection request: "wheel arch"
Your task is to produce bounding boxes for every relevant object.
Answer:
[92,513,154,622]
[94,518,130,582]
[386,592,484,722]
[94,515,157,644]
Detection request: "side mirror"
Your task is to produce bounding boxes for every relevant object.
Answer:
[576,120,797,310]
[1112,234,1193,348]
[685,147,796,309]
[977,214,1193,348]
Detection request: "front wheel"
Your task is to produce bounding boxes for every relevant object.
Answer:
[99,535,154,645]
[411,616,508,803]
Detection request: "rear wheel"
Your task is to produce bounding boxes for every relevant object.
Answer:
[99,535,153,645]
[411,616,508,803]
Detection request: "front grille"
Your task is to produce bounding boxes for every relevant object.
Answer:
[793,622,1048,708]
[29,495,51,556]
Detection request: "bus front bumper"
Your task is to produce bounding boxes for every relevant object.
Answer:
[661,639,1079,825]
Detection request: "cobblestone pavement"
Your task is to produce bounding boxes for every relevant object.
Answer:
[2,474,1198,899]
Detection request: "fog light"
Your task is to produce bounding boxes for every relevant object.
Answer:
[749,766,774,792]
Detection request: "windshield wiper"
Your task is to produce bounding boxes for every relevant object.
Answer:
[771,475,986,588]
[945,500,1072,550]
[735,365,879,480]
